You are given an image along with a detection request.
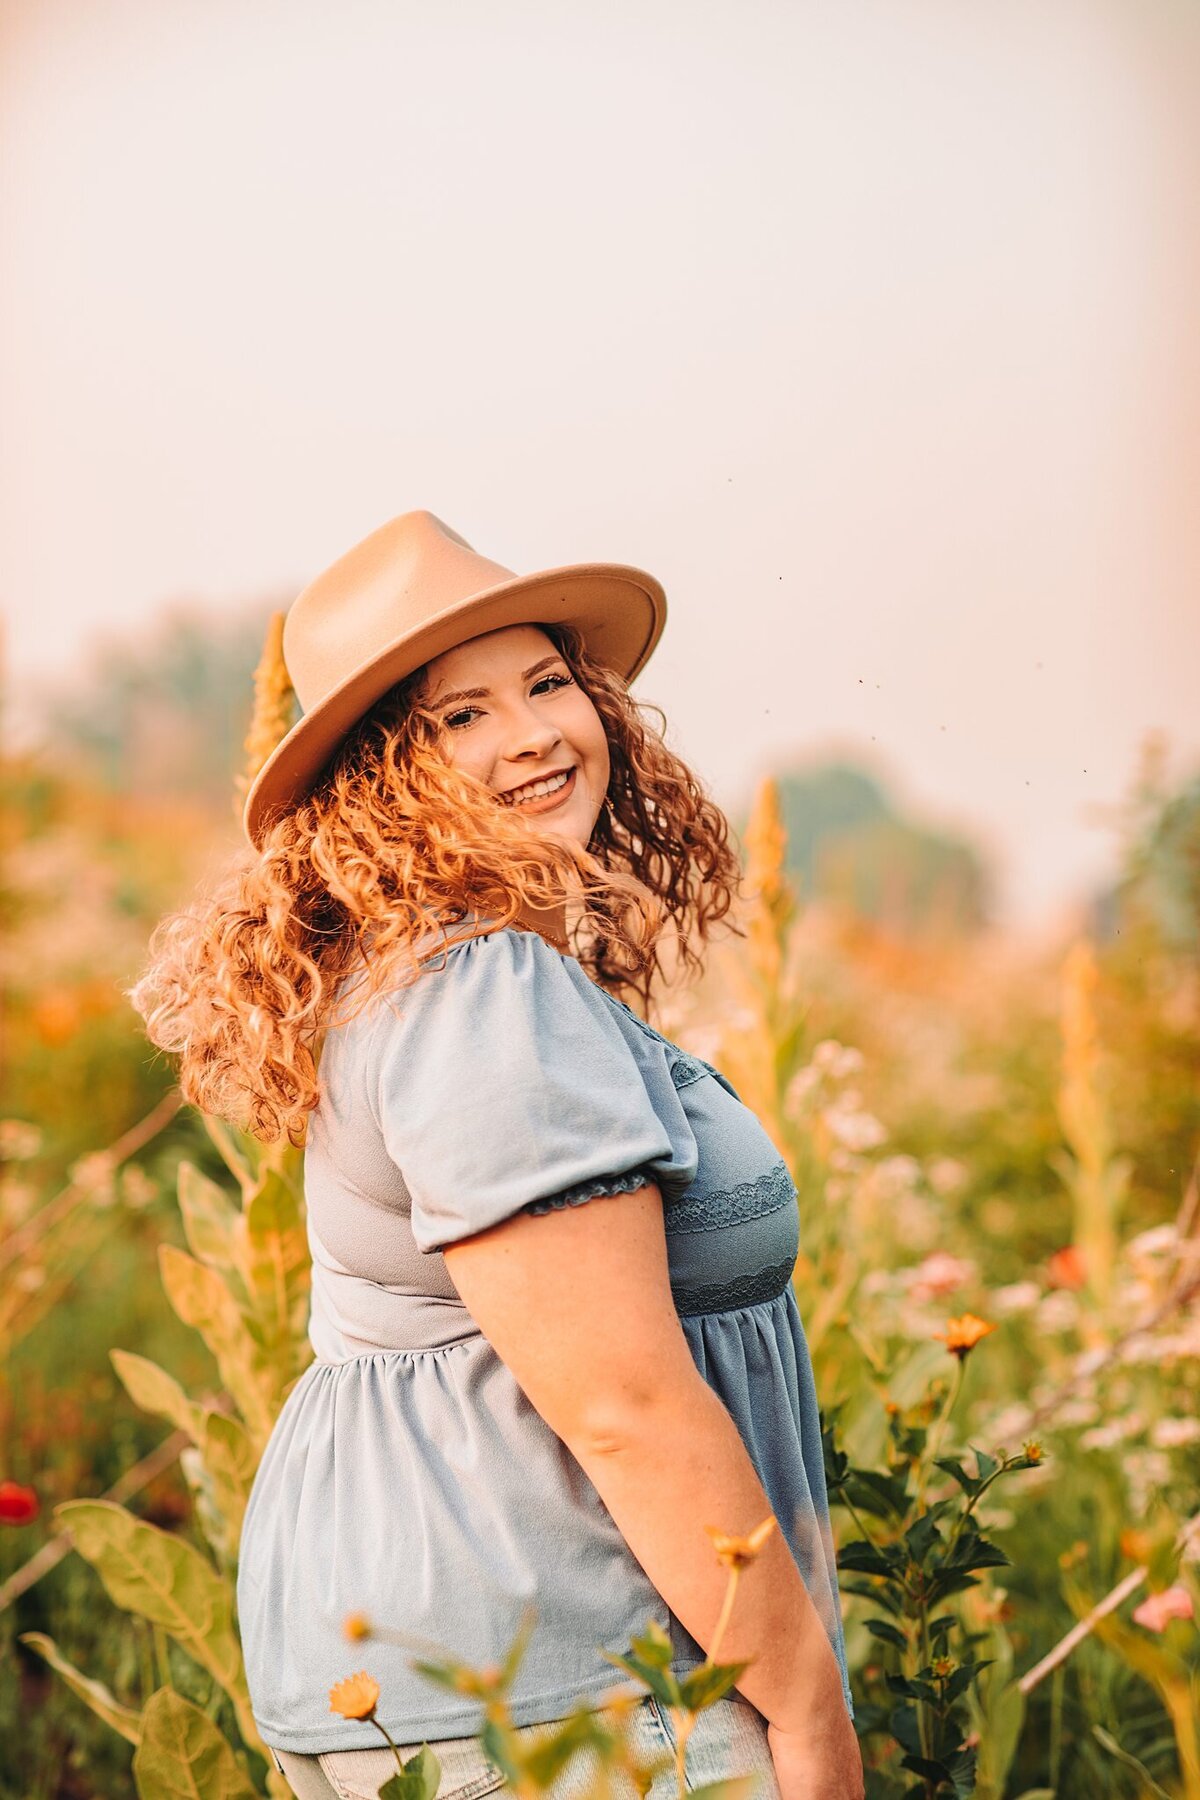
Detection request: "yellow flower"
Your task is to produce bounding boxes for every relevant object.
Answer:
[329,1671,380,1720]
[931,1656,955,1679]
[1022,1439,1043,1464]
[705,1515,777,1570]
[934,1313,997,1358]
[343,1613,372,1642]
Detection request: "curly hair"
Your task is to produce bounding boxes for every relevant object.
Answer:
[131,622,743,1144]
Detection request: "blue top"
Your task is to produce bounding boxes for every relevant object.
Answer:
[236,924,854,1753]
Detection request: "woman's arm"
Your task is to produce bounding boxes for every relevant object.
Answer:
[442,1182,849,1741]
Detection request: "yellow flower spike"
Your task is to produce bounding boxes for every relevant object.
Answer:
[329,1671,381,1720]
[236,610,297,808]
[933,1313,997,1359]
[704,1514,777,1570]
[343,1613,372,1642]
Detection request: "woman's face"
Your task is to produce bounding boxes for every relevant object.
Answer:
[420,624,611,848]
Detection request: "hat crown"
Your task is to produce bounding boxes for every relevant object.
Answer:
[284,510,517,710]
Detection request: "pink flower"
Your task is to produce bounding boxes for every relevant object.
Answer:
[1132,1585,1194,1632]
[909,1252,976,1301]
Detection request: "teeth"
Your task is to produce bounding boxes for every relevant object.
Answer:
[505,770,571,806]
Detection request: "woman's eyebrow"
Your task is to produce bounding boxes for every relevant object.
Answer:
[431,655,563,709]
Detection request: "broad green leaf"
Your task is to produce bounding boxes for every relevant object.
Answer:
[111,1351,204,1444]
[55,1501,244,1701]
[201,1411,256,1546]
[19,1632,142,1746]
[158,1245,276,1448]
[235,1172,309,1354]
[379,1745,442,1800]
[132,1686,258,1800]
[177,1163,241,1276]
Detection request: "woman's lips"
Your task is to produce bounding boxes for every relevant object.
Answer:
[504,766,578,814]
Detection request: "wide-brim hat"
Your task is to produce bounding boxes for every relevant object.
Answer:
[243,509,668,848]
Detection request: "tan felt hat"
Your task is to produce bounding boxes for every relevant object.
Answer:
[242,509,668,847]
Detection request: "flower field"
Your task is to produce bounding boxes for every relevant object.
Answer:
[1,743,1197,1800]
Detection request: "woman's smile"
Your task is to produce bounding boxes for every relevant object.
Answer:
[500,766,577,812]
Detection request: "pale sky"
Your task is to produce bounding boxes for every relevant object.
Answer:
[3,0,1198,930]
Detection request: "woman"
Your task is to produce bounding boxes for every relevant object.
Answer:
[135,510,863,1800]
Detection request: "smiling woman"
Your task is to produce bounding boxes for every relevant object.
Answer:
[131,509,863,1800]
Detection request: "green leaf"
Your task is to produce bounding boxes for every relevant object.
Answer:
[176,1163,242,1276]
[55,1502,247,1719]
[677,1661,752,1712]
[837,1540,900,1577]
[685,1781,758,1800]
[627,1618,674,1669]
[599,1650,683,1709]
[201,1411,256,1546]
[479,1718,520,1785]
[133,1687,257,1799]
[235,1172,310,1367]
[19,1632,143,1746]
[863,1618,908,1651]
[520,1708,604,1787]
[846,1468,912,1519]
[158,1245,276,1449]
[500,1603,538,1686]
[378,1745,442,1800]
[931,1457,981,1499]
[110,1352,204,1445]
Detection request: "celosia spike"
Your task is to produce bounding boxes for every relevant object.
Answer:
[239,611,297,794]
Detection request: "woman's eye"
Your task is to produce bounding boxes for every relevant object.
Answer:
[444,707,480,730]
[532,672,573,695]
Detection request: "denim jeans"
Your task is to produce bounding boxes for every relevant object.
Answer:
[271,1693,783,1800]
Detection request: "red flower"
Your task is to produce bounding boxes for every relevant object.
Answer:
[1046,1245,1087,1290]
[0,1481,39,1525]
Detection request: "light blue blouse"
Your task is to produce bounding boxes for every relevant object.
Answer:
[236,925,854,1753]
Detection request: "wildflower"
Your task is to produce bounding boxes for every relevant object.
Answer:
[343,1613,372,1642]
[931,1656,955,1679]
[329,1672,381,1720]
[1046,1246,1087,1290]
[0,1120,42,1162]
[990,1281,1041,1317]
[705,1515,777,1570]
[0,1481,39,1525]
[1022,1440,1043,1464]
[1132,1585,1194,1633]
[1150,1417,1200,1449]
[934,1314,997,1359]
[1119,1528,1153,1564]
[907,1251,976,1302]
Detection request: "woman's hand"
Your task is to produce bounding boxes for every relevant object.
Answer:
[767,1715,865,1800]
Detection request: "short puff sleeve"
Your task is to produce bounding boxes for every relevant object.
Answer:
[369,929,697,1254]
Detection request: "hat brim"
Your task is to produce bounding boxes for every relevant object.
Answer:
[242,561,666,847]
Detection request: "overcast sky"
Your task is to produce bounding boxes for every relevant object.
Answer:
[3,0,1198,930]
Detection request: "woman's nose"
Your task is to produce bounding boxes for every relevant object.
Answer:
[504,706,562,762]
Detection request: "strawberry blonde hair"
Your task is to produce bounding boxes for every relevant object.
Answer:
[131,623,742,1144]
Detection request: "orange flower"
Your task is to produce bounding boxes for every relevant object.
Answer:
[329,1671,380,1720]
[1046,1245,1087,1290]
[1022,1440,1043,1464]
[343,1613,372,1642]
[934,1314,997,1359]
[705,1515,777,1570]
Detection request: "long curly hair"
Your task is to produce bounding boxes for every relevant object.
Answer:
[131,622,743,1144]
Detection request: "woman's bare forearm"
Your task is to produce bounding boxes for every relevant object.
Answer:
[563,1371,848,1732]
